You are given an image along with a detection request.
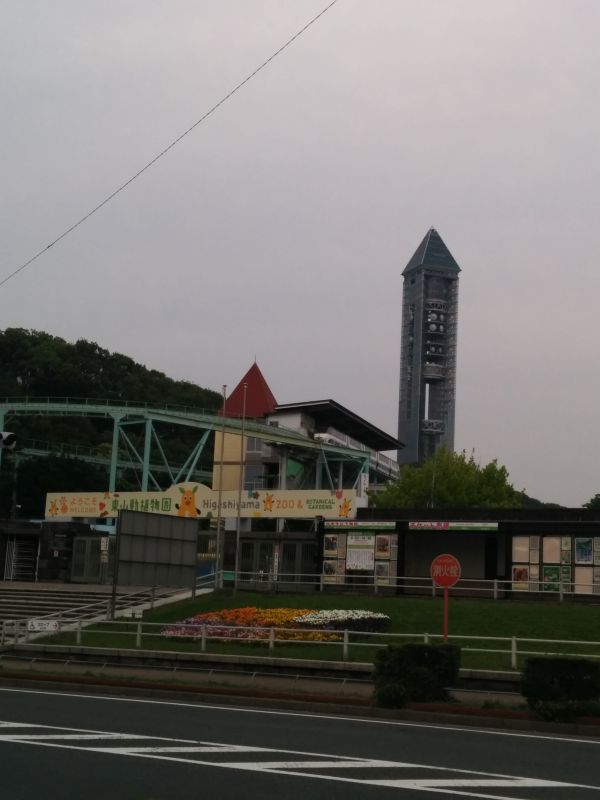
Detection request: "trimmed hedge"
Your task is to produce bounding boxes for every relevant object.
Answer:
[374,643,461,708]
[521,657,600,721]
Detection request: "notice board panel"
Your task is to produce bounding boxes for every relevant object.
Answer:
[116,510,197,588]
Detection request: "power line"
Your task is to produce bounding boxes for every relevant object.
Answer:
[1,0,339,290]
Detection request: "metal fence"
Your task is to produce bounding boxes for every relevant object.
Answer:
[0,574,219,646]
[4,569,600,670]
[227,570,600,602]
[5,616,600,671]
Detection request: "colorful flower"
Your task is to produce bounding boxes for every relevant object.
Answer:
[161,606,391,641]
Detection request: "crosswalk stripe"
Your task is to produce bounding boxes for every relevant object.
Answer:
[0,718,596,799]
[221,759,397,770]
[94,745,277,754]
[370,778,573,788]
[0,722,35,728]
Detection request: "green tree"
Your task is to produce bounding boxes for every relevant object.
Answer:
[372,448,524,508]
[0,454,110,518]
[583,494,600,510]
[0,328,224,504]
[0,328,222,408]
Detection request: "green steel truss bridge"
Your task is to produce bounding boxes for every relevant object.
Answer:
[0,397,374,493]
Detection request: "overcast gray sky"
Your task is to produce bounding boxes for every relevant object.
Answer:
[2,0,599,506]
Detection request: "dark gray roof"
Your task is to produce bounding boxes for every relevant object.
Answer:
[272,400,402,452]
[402,228,461,276]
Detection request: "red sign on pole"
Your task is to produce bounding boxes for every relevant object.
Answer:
[431,554,461,642]
[431,553,461,588]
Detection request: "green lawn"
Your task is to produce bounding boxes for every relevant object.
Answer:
[143,590,599,639]
[35,590,600,671]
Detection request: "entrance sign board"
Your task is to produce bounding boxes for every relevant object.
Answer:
[46,484,356,521]
[411,521,497,531]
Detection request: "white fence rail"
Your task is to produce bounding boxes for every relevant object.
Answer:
[6,617,600,670]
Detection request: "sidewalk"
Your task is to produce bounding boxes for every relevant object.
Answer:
[0,664,598,738]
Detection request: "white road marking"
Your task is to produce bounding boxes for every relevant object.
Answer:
[0,718,597,799]
[218,759,400,770]
[0,721,34,728]
[111,745,267,753]
[371,778,572,788]
[0,733,148,741]
[1,685,599,747]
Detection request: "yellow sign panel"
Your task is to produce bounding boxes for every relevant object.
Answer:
[45,483,356,520]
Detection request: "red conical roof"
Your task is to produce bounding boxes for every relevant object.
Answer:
[223,362,277,419]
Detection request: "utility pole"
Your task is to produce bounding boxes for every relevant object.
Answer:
[233,383,247,591]
[215,384,227,588]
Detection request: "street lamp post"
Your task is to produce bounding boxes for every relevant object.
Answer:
[233,382,248,591]
[215,384,227,588]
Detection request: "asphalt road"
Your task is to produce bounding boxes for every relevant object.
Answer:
[1,687,600,800]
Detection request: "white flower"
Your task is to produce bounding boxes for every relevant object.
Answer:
[293,609,390,626]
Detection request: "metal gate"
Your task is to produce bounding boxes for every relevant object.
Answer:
[239,540,317,588]
[70,536,113,583]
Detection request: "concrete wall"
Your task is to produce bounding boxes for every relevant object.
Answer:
[404,532,486,579]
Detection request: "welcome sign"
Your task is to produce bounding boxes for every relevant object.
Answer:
[45,483,356,520]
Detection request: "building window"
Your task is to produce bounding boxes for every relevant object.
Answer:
[244,464,266,490]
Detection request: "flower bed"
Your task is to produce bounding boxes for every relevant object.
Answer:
[293,609,391,633]
[161,607,391,642]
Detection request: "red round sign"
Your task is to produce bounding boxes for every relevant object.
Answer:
[431,553,461,588]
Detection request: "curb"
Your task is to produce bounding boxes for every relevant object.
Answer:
[1,670,600,738]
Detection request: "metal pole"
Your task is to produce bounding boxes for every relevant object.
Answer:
[215,384,227,588]
[141,418,152,491]
[110,515,122,621]
[0,412,5,474]
[10,454,20,520]
[109,415,121,492]
[443,587,449,642]
[233,383,247,591]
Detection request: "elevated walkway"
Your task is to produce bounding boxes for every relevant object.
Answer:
[0,396,377,492]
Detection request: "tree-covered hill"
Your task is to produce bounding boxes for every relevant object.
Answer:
[0,328,223,517]
[0,328,221,408]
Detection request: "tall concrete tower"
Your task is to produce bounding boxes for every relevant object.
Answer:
[398,228,460,464]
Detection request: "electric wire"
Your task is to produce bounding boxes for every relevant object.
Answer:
[0,0,339,290]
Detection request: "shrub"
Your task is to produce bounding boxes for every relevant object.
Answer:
[374,643,461,708]
[521,657,600,721]
[375,682,410,709]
